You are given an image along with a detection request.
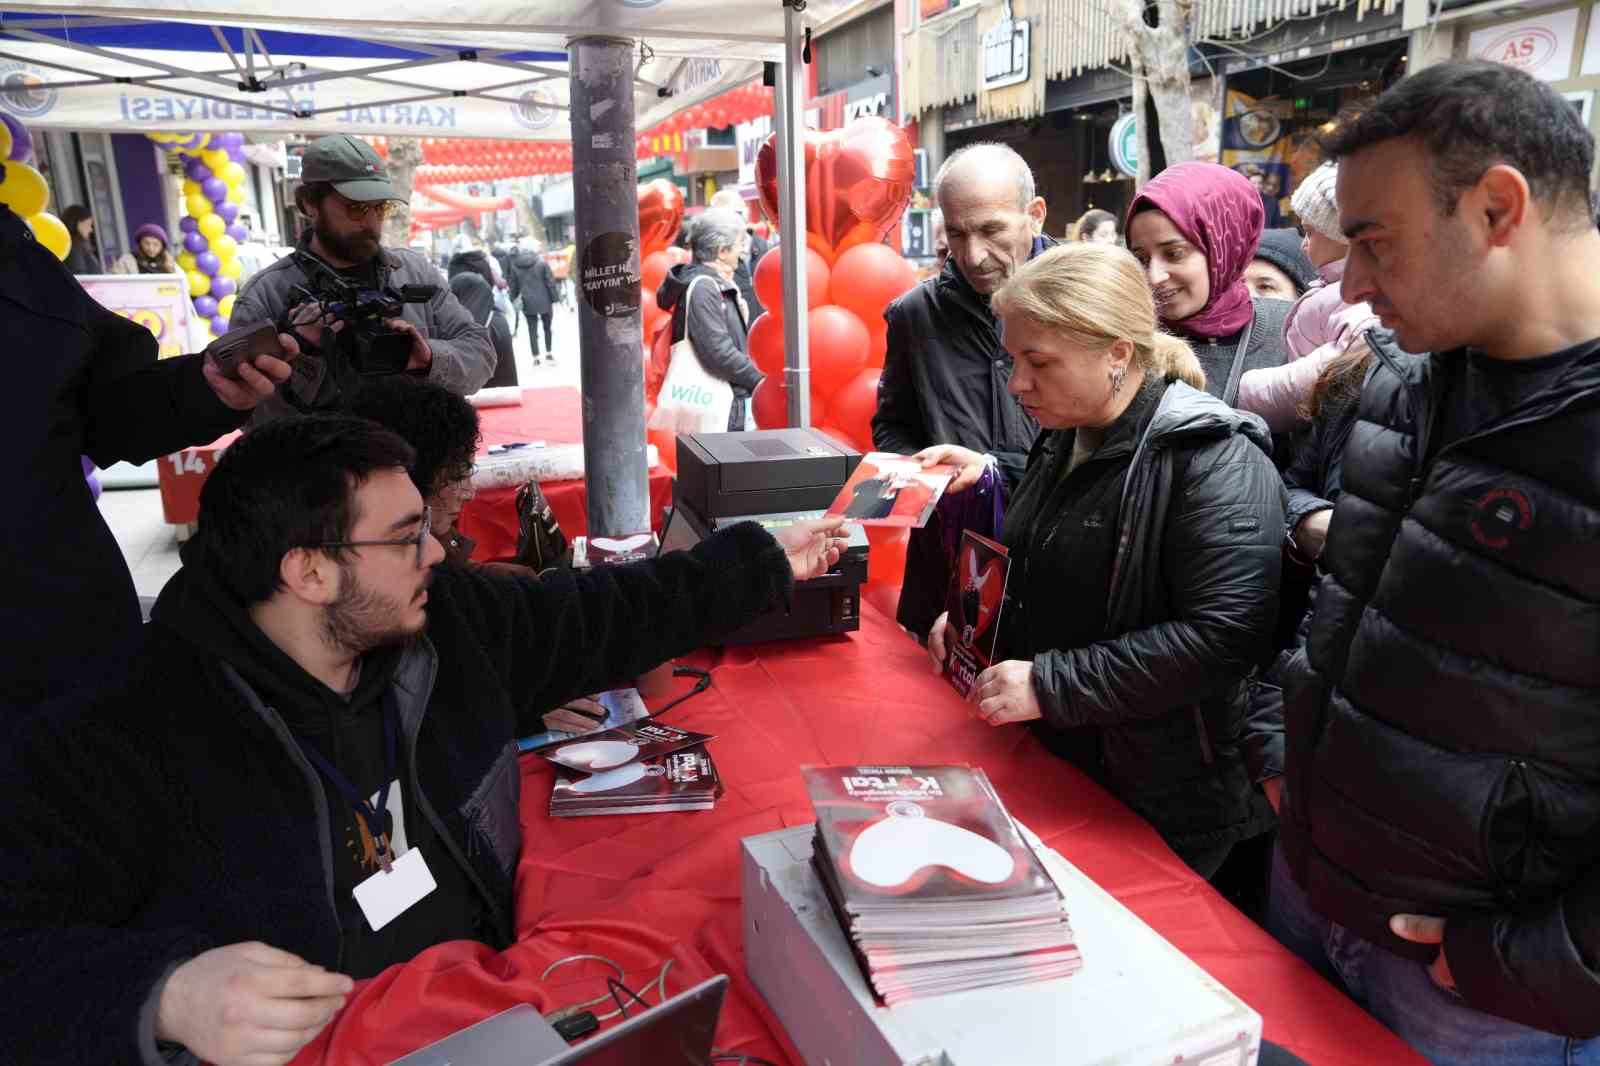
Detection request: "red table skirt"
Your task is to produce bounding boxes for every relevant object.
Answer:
[291,603,1425,1066]
[456,386,674,557]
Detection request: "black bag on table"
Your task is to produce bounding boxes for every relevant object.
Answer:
[513,480,572,572]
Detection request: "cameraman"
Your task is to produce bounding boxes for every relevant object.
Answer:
[232,136,494,423]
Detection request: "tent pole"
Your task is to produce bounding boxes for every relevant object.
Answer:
[774,2,810,427]
[568,35,650,538]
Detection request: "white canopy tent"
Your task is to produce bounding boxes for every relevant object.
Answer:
[2,0,837,529]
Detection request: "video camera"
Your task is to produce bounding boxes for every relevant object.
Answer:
[283,253,437,377]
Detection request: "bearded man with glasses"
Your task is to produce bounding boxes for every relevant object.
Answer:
[232,135,496,423]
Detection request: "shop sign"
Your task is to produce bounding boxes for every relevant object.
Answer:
[843,72,894,123]
[80,274,202,358]
[981,2,1031,91]
[1469,8,1578,82]
[737,115,773,185]
[1110,113,1139,178]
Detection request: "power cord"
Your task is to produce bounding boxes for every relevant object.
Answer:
[651,665,713,717]
[540,953,675,1029]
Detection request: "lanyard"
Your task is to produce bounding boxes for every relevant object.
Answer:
[298,697,400,873]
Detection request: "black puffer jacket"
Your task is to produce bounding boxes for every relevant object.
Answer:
[0,522,791,1064]
[657,262,762,431]
[1004,379,1282,870]
[507,249,560,315]
[1281,334,1600,1037]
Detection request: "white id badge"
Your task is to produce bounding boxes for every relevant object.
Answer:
[351,847,437,931]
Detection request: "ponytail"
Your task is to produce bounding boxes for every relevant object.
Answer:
[1147,332,1206,391]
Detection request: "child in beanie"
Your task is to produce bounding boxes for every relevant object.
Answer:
[1236,162,1379,431]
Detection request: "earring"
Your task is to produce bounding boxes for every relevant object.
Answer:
[1109,365,1127,396]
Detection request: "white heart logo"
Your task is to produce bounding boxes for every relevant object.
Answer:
[592,534,652,553]
[568,762,649,793]
[552,740,639,770]
[849,814,1016,888]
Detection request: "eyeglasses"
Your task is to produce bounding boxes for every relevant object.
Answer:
[330,192,397,221]
[318,506,433,568]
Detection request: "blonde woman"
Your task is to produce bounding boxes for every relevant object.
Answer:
[919,242,1284,898]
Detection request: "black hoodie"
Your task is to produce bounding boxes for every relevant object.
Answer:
[154,557,483,979]
[0,520,793,1065]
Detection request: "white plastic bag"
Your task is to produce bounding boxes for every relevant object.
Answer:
[648,275,735,434]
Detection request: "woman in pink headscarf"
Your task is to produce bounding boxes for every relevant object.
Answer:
[1125,163,1291,413]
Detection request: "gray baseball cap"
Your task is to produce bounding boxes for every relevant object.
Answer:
[301,135,397,202]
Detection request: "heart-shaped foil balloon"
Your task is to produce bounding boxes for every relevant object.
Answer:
[637,179,684,258]
[756,117,915,264]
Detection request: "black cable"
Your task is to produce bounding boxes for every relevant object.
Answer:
[650,665,713,717]
[605,977,652,1019]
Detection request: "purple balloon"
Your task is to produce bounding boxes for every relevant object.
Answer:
[217,202,240,224]
[226,222,248,243]
[192,295,218,318]
[228,148,247,164]
[184,159,211,182]
[183,231,209,254]
[0,113,32,163]
[210,277,237,298]
[215,132,244,150]
[211,314,230,334]
[197,251,221,275]
[178,216,199,234]
[201,177,227,201]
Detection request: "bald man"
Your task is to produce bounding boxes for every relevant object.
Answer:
[872,143,1049,642]
[709,188,769,318]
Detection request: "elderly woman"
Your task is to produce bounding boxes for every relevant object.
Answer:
[918,242,1283,901]
[656,208,764,431]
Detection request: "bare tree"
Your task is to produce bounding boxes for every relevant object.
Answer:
[1114,0,1196,186]
[381,137,423,248]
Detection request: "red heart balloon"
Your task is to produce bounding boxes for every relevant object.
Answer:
[637,179,684,258]
[755,117,915,264]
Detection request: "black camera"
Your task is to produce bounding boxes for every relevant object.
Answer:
[286,269,437,377]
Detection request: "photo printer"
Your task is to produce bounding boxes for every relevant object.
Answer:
[664,428,868,644]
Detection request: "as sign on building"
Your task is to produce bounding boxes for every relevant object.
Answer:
[981,1,1030,90]
[1468,8,1578,82]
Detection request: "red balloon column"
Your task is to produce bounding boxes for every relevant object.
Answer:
[636,180,687,472]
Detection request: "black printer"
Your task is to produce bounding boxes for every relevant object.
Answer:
[664,428,869,644]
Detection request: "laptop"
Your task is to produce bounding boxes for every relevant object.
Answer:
[389,974,729,1066]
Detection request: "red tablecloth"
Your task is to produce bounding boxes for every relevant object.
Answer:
[457,387,675,559]
[291,603,1425,1066]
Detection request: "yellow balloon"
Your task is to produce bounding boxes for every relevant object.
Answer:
[217,294,236,319]
[209,235,238,260]
[193,133,212,151]
[220,161,247,186]
[177,251,198,272]
[198,213,226,241]
[187,270,212,297]
[186,193,212,218]
[0,123,11,162]
[226,185,245,206]
[182,179,202,200]
[202,149,229,172]
[0,162,50,218]
[25,212,69,260]
[219,257,243,280]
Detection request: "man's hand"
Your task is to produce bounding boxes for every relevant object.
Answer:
[155,942,353,1066]
[1262,776,1284,813]
[1293,508,1333,561]
[970,660,1043,726]
[927,611,951,671]
[1390,914,1456,993]
[202,332,302,412]
[543,697,607,734]
[912,445,990,493]
[384,317,433,372]
[773,517,850,581]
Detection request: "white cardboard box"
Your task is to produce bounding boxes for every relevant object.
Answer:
[741,823,1261,1066]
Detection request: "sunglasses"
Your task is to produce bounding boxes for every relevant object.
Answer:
[330,192,397,221]
[318,505,433,568]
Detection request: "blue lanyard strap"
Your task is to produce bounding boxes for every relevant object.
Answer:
[298,698,400,869]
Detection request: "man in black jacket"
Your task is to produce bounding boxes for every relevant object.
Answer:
[1265,61,1600,1059]
[874,142,1047,640]
[0,202,301,712]
[0,415,846,1066]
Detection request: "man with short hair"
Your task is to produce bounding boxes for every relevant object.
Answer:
[873,142,1047,640]
[1266,60,1600,1060]
[0,415,847,1066]
[232,135,495,422]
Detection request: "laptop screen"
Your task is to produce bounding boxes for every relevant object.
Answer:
[549,975,727,1066]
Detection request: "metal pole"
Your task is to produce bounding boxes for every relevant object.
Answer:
[568,35,650,537]
[775,3,812,427]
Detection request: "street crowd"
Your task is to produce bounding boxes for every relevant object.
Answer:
[0,57,1594,1066]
